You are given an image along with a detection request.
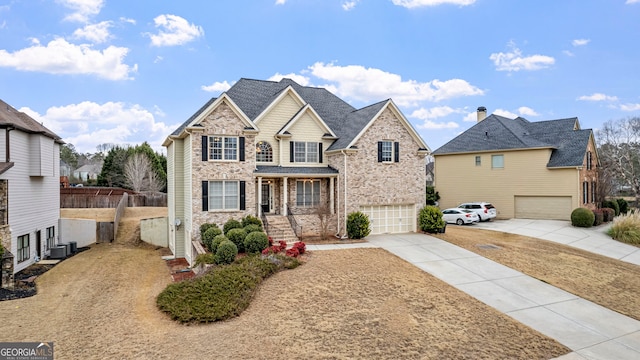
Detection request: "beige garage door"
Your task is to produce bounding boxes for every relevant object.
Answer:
[514,196,572,220]
[359,204,415,234]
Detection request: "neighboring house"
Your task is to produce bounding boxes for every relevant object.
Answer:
[432,107,599,221]
[0,99,62,274]
[425,158,435,186]
[73,163,102,182]
[163,78,430,264]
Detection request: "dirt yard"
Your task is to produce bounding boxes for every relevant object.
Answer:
[0,208,569,359]
[436,226,640,321]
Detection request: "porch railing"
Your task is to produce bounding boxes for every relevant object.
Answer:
[286,203,302,238]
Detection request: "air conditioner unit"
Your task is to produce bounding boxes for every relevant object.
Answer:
[50,246,67,259]
[59,242,71,256]
[69,241,77,253]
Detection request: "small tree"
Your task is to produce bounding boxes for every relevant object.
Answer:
[315,202,331,240]
[124,153,150,192]
[418,206,445,233]
[426,186,440,205]
[346,211,371,239]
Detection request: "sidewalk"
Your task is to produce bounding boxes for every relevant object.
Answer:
[308,233,640,359]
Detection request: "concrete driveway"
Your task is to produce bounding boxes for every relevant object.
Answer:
[473,219,640,266]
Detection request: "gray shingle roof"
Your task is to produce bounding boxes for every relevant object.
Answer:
[255,166,338,175]
[0,99,62,142]
[432,114,591,167]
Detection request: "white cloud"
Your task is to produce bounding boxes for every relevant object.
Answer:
[21,101,175,153]
[416,120,459,130]
[572,38,590,47]
[120,17,136,25]
[563,50,574,57]
[626,0,640,4]
[148,15,204,47]
[307,62,483,106]
[493,108,519,119]
[275,0,286,4]
[620,103,640,111]
[269,72,311,86]
[577,93,618,102]
[489,42,555,72]
[343,1,359,10]
[409,106,462,120]
[391,0,476,8]
[201,81,233,93]
[57,0,104,23]
[517,106,538,116]
[72,21,112,43]
[463,111,477,122]
[0,38,136,80]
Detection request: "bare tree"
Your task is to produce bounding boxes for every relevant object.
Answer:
[315,202,331,240]
[124,153,150,192]
[146,166,165,193]
[597,117,640,204]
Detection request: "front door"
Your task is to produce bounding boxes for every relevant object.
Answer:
[261,183,272,214]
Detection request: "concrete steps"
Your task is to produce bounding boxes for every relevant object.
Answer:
[264,215,299,243]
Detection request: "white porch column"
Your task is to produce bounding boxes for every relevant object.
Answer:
[329,177,335,214]
[257,176,263,217]
[283,177,288,216]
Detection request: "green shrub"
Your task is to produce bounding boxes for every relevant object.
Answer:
[202,226,223,251]
[223,219,243,235]
[617,198,630,215]
[346,211,371,239]
[244,231,269,254]
[0,243,4,259]
[194,253,215,267]
[156,254,290,323]
[604,208,616,222]
[211,234,228,254]
[244,224,263,234]
[214,240,238,265]
[241,215,262,228]
[418,205,445,233]
[607,212,640,244]
[571,207,595,228]
[593,209,604,226]
[602,200,620,217]
[226,228,247,253]
[199,223,218,239]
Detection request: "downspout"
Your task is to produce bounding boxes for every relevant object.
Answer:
[341,150,348,239]
[4,126,13,162]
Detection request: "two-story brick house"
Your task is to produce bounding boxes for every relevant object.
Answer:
[163,78,430,264]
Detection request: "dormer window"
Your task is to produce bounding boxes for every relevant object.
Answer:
[256,141,273,162]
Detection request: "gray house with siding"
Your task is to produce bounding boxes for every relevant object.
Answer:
[163,78,430,265]
[0,99,62,274]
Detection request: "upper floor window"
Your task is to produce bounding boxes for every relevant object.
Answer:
[290,141,322,163]
[587,151,593,170]
[491,154,504,169]
[202,136,245,162]
[582,181,589,204]
[475,156,481,166]
[377,141,399,163]
[18,234,30,263]
[256,141,273,162]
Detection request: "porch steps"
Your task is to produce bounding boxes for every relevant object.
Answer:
[264,215,299,243]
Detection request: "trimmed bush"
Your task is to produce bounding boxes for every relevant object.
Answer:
[202,226,223,251]
[211,234,228,254]
[244,224,263,234]
[602,200,620,217]
[571,207,595,228]
[223,219,243,235]
[593,209,604,226]
[617,198,630,215]
[226,228,248,253]
[603,208,615,222]
[419,205,445,233]
[194,253,215,267]
[262,245,282,255]
[214,240,238,265]
[292,241,306,255]
[286,247,300,257]
[346,211,371,239]
[607,212,640,244]
[200,223,218,239]
[241,215,262,228]
[244,231,269,254]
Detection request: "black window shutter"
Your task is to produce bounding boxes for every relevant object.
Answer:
[394,142,400,163]
[290,141,295,163]
[239,137,245,162]
[202,136,208,161]
[318,142,323,163]
[239,181,246,210]
[202,181,208,211]
[377,141,383,162]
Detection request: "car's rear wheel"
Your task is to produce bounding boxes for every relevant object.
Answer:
[456,219,464,225]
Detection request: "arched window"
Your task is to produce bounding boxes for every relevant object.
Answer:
[256,141,273,162]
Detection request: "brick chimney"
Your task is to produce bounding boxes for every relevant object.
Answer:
[477,106,487,122]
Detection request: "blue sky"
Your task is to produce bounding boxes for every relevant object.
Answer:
[1,0,639,154]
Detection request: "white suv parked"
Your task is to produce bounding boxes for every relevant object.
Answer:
[457,202,497,222]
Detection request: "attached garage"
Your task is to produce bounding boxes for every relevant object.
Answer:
[359,204,416,234]
[514,196,572,220]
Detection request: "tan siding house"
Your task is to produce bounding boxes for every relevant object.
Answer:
[432,108,599,221]
[163,78,430,264]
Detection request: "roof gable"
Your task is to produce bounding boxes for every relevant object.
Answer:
[0,99,62,142]
[278,104,337,138]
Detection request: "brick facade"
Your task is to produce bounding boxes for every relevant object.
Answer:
[579,136,599,210]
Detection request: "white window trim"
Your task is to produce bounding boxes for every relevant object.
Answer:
[18,234,30,263]
[208,136,238,162]
[293,141,320,163]
[491,154,504,169]
[208,180,240,211]
[296,180,321,207]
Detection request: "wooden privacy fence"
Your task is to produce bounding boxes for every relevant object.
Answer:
[113,192,128,242]
[61,187,166,208]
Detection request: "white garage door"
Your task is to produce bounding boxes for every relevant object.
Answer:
[515,196,572,220]
[360,204,415,234]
